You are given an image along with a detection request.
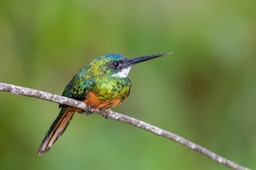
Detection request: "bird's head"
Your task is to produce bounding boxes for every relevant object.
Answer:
[87,52,173,78]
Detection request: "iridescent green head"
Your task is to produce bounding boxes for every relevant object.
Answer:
[87,52,173,78]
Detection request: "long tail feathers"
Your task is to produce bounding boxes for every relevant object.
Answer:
[38,108,75,156]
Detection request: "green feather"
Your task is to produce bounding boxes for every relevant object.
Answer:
[61,54,132,104]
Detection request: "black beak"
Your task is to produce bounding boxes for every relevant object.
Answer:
[126,52,173,67]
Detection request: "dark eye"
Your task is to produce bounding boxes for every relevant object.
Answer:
[112,61,119,68]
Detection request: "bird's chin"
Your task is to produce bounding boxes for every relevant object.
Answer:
[112,66,132,78]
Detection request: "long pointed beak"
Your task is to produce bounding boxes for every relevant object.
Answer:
[126,52,173,67]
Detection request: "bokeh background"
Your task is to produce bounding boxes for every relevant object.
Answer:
[0,0,255,169]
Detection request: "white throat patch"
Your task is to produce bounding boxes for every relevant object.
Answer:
[112,66,131,78]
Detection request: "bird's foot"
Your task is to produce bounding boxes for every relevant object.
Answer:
[78,106,93,116]
[101,108,111,119]
[85,106,93,115]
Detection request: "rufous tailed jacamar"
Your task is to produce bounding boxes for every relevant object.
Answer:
[38,52,172,155]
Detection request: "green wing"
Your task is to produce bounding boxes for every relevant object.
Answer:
[61,67,94,102]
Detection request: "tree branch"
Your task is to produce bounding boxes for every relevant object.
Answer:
[0,82,250,170]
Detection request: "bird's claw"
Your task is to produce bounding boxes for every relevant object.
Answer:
[101,109,111,119]
[78,106,93,116]
[84,106,93,115]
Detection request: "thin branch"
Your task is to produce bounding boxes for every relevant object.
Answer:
[0,82,250,170]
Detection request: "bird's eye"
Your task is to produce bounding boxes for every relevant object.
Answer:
[112,61,119,68]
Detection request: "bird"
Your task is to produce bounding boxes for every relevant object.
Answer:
[38,52,172,155]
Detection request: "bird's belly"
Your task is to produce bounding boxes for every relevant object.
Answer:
[85,77,131,109]
[84,91,122,109]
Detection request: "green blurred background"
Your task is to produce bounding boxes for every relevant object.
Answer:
[0,0,255,169]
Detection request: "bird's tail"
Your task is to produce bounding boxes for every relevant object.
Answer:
[38,107,75,156]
